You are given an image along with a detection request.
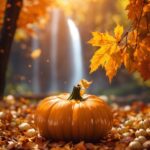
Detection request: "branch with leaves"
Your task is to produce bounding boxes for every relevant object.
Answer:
[89,0,150,82]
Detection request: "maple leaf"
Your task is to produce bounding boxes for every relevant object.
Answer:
[126,0,143,21]
[123,49,135,72]
[79,79,92,89]
[105,53,122,82]
[128,30,137,46]
[88,32,116,47]
[79,79,92,96]
[114,24,124,41]
[89,24,124,82]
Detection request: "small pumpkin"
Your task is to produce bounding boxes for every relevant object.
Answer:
[35,85,113,142]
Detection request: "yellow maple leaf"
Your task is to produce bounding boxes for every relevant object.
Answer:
[114,24,124,41]
[90,46,108,73]
[105,54,122,82]
[88,32,116,47]
[89,24,124,82]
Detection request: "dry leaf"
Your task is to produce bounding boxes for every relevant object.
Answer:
[79,79,92,95]
[74,141,86,150]
[79,79,92,89]
[31,49,41,59]
[0,96,150,149]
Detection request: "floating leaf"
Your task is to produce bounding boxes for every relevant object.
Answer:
[31,49,41,59]
[79,79,92,96]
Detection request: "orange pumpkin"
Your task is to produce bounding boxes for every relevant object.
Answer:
[35,85,113,142]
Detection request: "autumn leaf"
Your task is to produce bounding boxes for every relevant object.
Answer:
[105,53,122,82]
[123,50,134,72]
[89,24,124,82]
[79,79,92,96]
[126,0,143,20]
[114,24,124,40]
[79,79,92,89]
[90,46,108,73]
[143,3,150,13]
[74,141,86,150]
[15,29,27,41]
[137,59,150,80]
[31,49,42,59]
[88,32,116,47]
[128,30,137,46]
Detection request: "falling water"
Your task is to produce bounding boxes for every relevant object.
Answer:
[32,10,83,94]
[67,18,83,90]
[32,37,40,93]
[49,9,60,91]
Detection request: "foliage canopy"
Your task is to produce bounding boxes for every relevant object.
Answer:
[0,0,55,35]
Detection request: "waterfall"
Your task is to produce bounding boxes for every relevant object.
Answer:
[67,18,83,90]
[31,10,84,94]
[49,9,60,92]
[32,37,40,93]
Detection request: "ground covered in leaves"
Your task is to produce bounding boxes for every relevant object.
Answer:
[0,95,150,150]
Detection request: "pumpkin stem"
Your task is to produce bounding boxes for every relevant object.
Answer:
[68,84,83,100]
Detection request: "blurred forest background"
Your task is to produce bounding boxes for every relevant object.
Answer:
[4,0,150,98]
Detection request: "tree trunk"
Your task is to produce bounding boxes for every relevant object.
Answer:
[0,0,23,99]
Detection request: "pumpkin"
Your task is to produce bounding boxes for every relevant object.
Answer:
[35,85,113,142]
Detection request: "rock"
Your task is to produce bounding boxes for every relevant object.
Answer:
[134,136,146,144]
[143,140,150,149]
[135,129,147,137]
[0,111,5,119]
[128,141,142,150]
[19,122,30,131]
[5,95,15,105]
[146,128,150,136]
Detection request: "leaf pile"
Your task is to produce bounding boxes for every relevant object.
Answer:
[0,96,150,150]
